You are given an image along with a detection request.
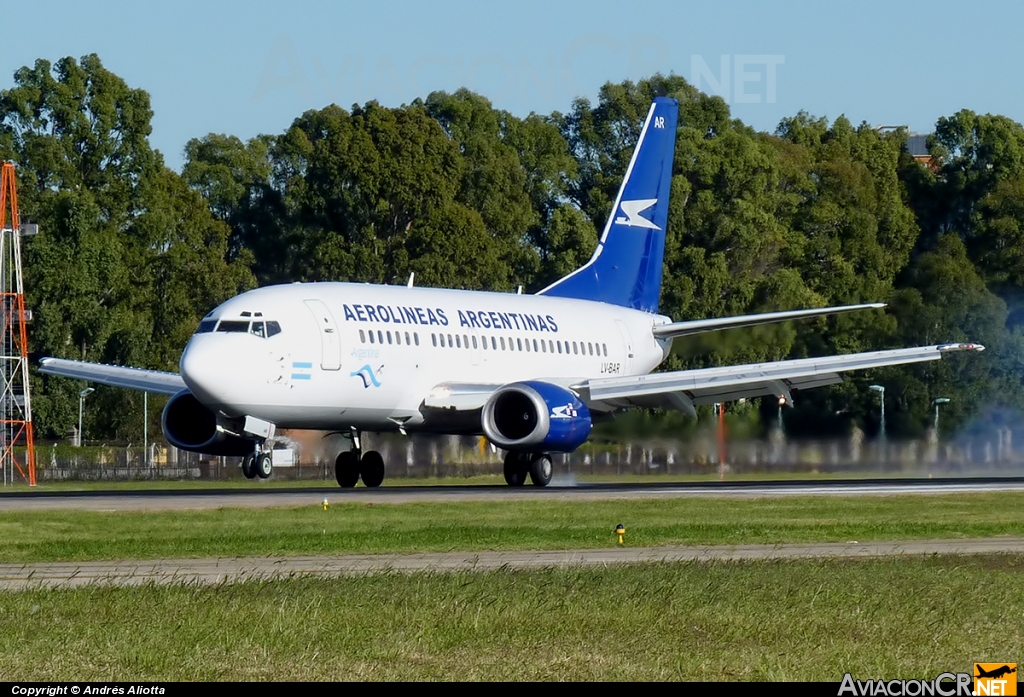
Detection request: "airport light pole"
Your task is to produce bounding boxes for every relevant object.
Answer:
[869,385,885,441]
[933,397,950,435]
[77,387,94,447]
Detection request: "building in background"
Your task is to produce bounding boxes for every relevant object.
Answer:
[905,133,937,170]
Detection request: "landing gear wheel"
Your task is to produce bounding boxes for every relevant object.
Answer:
[529,454,553,487]
[256,453,273,479]
[241,454,257,480]
[503,451,529,487]
[360,450,385,488]
[335,450,360,488]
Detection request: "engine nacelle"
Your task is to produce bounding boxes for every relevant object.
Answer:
[161,390,254,456]
[481,381,591,452]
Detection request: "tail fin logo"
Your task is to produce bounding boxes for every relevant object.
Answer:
[615,199,660,230]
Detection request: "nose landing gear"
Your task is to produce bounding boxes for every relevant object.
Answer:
[242,447,276,480]
[240,415,278,481]
[255,452,273,479]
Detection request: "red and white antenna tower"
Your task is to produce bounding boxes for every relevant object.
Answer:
[0,162,36,487]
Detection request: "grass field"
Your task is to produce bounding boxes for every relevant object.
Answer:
[2,492,1024,563]
[1,556,1020,681]
[3,490,1022,681]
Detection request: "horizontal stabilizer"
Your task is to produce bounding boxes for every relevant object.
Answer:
[39,357,186,395]
[652,303,886,340]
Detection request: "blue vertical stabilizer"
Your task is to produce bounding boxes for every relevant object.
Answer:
[538,97,678,313]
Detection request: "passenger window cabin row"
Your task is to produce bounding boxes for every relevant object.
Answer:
[355,327,608,357]
[359,329,421,346]
[430,332,608,357]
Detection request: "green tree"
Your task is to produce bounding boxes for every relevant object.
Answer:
[187,97,551,292]
[930,110,1024,238]
[501,113,579,287]
[972,177,1024,292]
[0,55,252,440]
[899,110,1024,434]
[182,133,273,272]
[883,235,1023,435]
[423,90,540,288]
[539,204,598,282]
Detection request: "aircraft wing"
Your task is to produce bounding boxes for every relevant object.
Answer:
[38,357,186,395]
[421,343,983,416]
[652,303,885,340]
[578,343,984,414]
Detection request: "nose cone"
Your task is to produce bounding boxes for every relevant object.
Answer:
[180,336,230,405]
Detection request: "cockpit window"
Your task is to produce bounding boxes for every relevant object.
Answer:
[205,318,280,337]
[217,320,250,333]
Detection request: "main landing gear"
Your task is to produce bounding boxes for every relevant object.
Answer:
[334,429,385,488]
[503,451,553,487]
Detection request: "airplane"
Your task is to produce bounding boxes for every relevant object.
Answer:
[976,666,1016,680]
[38,97,984,488]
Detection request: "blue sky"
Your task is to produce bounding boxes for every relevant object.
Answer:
[2,0,1021,171]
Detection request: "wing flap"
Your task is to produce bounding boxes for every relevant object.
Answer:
[652,303,885,339]
[617,391,699,417]
[39,358,186,395]
[688,374,842,405]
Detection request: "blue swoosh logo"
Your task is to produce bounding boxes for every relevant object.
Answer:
[351,364,382,388]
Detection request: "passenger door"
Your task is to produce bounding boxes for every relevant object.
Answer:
[304,299,341,371]
[615,320,634,374]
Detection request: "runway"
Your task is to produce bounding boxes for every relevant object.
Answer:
[2,537,1023,590]
[1,476,1023,511]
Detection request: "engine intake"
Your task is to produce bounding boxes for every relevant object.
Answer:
[161,390,254,456]
[481,381,591,452]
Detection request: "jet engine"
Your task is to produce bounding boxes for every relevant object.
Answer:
[161,390,254,456]
[481,381,591,452]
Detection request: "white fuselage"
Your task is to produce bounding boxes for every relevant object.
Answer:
[180,283,671,433]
